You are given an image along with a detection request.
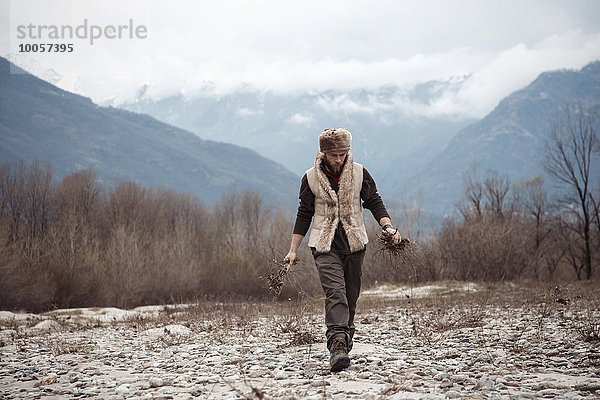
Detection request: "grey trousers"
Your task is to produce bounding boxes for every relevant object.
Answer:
[313,248,365,352]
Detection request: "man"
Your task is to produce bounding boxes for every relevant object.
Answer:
[284,128,402,372]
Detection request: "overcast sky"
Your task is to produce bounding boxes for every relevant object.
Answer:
[2,0,600,118]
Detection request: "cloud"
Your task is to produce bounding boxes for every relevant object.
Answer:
[427,30,600,118]
[286,112,314,125]
[237,107,263,117]
[3,1,600,118]
[308,29,600,119]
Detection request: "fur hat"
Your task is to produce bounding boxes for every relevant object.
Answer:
[318,128,352,153]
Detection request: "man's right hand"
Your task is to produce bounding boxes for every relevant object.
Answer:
[284,251,297,266]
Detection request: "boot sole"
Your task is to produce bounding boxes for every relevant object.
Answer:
[330,355,350,372]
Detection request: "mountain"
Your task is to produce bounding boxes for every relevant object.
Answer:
[0,57,299,207]
[121,82,475,189]
[6,53,597,220]
[5,53,63,85]
[119,63,600,218]
[413,61,600,214]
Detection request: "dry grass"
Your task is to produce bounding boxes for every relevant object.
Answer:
[356,280,600,348]
[576,312,600,343]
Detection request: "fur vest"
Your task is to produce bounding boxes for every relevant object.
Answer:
[306,152,368,253]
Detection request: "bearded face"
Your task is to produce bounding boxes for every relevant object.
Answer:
[324,151,348,175]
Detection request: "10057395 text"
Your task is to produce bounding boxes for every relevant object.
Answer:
[18,43,74,53]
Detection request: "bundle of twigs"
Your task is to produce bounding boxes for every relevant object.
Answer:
[378,232,412,256]
[377,232,423,265]
[265,258,295,296]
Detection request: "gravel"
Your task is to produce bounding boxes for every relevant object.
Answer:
[1,285,599,399]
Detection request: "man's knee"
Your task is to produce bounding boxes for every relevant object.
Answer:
[324,287,348,304]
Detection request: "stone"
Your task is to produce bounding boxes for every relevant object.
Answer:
[451,374,469,383]
[249,368,268,378]
[274,370,286,380]
[2,283,599,400]
[39,374,58,385]
[440,379,453,389]
[149,377,164,387]
[115,384,130,395]
[474,376,495,391]
[366,356,383,365]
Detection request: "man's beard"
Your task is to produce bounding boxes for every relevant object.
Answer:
[326,161,343,176]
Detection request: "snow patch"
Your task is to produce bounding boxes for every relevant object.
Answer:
[144,324,192,337]
[47,307,138,322]
[32,320,61,331]
[362,282,480,298]
[0,311,37,321]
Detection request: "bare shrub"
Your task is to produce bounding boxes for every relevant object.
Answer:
[427,165,588,282]
[48,169,103,307]
[276,299,319,347]
[0,161,56,311]
[434,214,535,281]
[7,150,596,312]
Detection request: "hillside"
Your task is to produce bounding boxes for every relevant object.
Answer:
[411,61,600,213]
[0,57,299,207]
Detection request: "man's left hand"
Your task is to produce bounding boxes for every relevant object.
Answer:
[383,226,402,245]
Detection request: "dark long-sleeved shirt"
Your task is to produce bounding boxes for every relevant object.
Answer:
[292,164,390,254]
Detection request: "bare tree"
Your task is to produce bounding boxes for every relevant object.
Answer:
[544,102,599,280]
[50,169,102,305]
[0,161,27,244]
[514,176,558,279]
[592,185,600,252]
[458,166,512,221]
[484,170,511,218]
[458,165,484,221]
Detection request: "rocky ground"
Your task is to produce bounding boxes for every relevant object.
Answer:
[1,282,599,399]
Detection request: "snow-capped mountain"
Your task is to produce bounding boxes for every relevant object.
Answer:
[5,53,63,84]
[119,62,600,216]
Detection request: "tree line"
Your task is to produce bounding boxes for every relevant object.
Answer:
[1,103,598,311]
[0,162,308,311]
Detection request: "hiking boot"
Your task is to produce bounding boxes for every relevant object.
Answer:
[329,337,350,372]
